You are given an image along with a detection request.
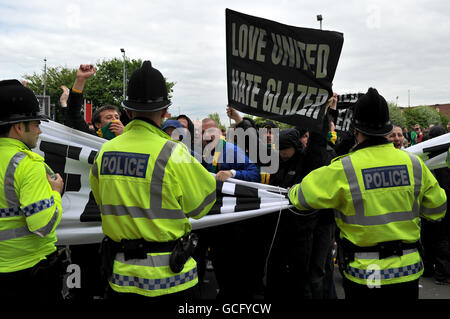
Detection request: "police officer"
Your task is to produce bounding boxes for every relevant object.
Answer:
[89,61,216,299]
[288,88,447,299]
[0,80,64,298]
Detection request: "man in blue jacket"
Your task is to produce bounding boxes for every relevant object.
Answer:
[195,118,260,299]
[201,118,260,182]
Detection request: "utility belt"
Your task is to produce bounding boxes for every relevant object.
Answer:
[100,233,198,280]
[338,238,423,270]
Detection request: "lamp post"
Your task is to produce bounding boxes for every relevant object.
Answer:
[317,14,323,30]
[120,48,126,101]
[43,58,47,114]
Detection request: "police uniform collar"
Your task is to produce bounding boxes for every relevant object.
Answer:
[352,138,391,152]
[132,117,162,130]
[0,137,31,151]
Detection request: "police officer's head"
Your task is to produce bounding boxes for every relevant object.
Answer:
[353,87,393,139]
[0,80,48,148]
[122,61,171,126]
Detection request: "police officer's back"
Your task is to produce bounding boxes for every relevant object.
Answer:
[288,88,447,299]
[89,61,216,299]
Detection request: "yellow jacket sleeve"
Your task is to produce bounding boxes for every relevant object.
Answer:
[166,143,216,220]
[16,156,62,237]
[288,161,348,213]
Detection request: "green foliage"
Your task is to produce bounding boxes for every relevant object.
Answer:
[83,58,142,108]
[403,105,441,129]
[23,67,77,123]
[387,102,407,128]
[253,117,294,129]
[22,58,175,124]
[437,111,450,127]
[208,112,226,131]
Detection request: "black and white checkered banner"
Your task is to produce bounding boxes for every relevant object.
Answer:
[33,121,292,245]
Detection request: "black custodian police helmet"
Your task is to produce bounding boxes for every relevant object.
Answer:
[0,80,49,125]
[353,87,393,136]
[122,60,171,112]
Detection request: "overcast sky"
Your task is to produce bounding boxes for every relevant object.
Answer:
[1,0,449,123]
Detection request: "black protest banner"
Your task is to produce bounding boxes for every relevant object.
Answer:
[226,9,344,132]
[334,93,363,133]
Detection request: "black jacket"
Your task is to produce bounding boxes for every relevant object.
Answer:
[64,90,97,135]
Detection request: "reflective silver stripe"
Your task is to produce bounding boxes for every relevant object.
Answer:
[22,196,55,217]
[150,140,178,211]
[354,248,417,260]
[347,261,423,280]
[32,206,59,238]
[111,267,197,291]
[115,252,192,268]
[4,152,27,207]
[338,155,422,226]
[341,156,365,218]
[407,153,422,198]
[297,184,314,210]
[335,209,420,226]
[186,190,216,218]
[102,204,186,220]
[0,226,33,241]
[420,202,447,215]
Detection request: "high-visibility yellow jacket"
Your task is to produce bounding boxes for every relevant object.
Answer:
[89,119,216,297]
[0,138,62,273]
[289,143,447,286]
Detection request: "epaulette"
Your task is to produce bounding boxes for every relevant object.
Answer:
[331,152,351,163]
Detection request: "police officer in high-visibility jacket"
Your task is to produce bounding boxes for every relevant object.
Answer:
[288,88,447,299]
[0,80,64,298]
[89,61,216,299]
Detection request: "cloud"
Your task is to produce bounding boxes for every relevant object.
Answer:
[1,0,449,123]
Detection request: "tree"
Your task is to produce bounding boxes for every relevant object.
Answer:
[23,58,175,124]
[208,112,226,131]
[403,105,441,129]
[23,66,77,123]
[437,111,450,127]
[253,117,293,129]
[387,102,407,128]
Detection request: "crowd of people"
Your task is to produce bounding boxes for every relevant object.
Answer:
[0,61,448,301]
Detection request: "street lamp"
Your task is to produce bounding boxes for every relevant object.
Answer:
[317,14,323,30]
[43,57,47,99]
[120,48,126,101]
[43,58,47,115]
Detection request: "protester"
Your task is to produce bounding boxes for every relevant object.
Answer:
[403,127,411,144]
[420,125,450,284]
[265,123,331,300]
[89,60,216,299]
[0,80,64,298]
[202,117,260,182]
[162,119,185,141]
[387,125,405,149]
[288,88,447,299]
[64,64,124,139]
[177,114,196,148]
[410,124,423,145]
[198,117,263,299]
